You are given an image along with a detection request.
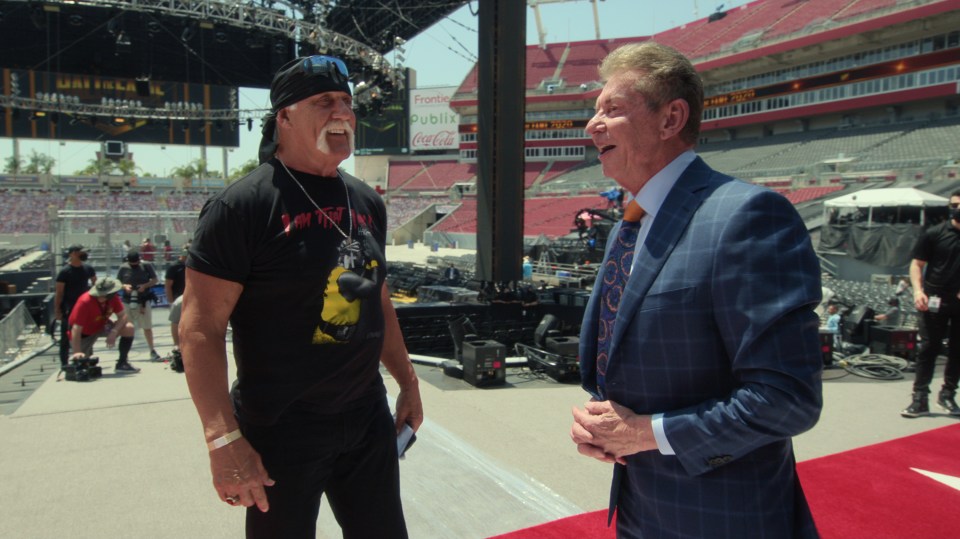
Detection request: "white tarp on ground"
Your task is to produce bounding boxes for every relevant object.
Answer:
[825,188,947,208]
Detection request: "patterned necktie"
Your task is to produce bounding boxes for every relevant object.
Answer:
[596,200,645,398]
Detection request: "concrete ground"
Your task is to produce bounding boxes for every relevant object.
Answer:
[1,243,957,538]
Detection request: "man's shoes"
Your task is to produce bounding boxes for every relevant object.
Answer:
[115,361,141,374]
[900,392,929,418]
[936,389,960,415]
[149,349,162,362]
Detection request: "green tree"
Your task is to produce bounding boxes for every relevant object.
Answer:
[3,155,23,174]
[230,159,259,181]
[23,150,56,174]
[115,158,139,176]
[170,158,211,182]
[75,157,112,176]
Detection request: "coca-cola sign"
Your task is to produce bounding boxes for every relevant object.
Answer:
[409,86,459,151]
[411,130,457,148]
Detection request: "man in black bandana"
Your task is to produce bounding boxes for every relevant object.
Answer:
[181,55,422,539]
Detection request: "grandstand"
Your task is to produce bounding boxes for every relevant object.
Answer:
[4,0,960,268]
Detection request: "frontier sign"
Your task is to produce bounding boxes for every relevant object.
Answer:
[409,86,459,151]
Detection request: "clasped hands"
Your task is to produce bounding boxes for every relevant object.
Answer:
[570,399,658,464]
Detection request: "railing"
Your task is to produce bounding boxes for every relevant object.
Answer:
[0,301,45,367]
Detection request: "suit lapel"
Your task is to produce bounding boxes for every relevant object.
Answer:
[609,158,715,354]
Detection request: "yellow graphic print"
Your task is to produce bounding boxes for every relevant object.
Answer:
[312,260,379,344]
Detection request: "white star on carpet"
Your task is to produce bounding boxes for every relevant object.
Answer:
[911,468,960,492]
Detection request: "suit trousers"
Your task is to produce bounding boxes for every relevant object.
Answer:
[914,307,960,393]
[242,396,407,539]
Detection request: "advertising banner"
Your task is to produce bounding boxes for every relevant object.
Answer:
[409,87,459,151]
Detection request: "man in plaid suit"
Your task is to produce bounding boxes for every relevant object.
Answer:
[571,42,823,538]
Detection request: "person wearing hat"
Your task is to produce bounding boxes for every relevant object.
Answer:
[181,55,422,538]
[67,277,138,373]
[55,245,97,367]
[117,250,161,361]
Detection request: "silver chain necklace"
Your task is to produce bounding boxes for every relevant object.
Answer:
[278,159,353,241]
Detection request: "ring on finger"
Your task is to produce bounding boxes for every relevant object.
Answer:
[225,495,240,505]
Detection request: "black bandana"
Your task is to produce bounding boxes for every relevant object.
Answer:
[258,56,352,164]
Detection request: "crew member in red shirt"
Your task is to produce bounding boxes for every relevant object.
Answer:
[68,277,139,374]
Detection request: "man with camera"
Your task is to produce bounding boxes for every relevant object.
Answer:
[54,244,97,368]
[68,277,138,373]
[117,250,161,361]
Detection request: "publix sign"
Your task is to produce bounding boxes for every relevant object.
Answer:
[409,86,459,151]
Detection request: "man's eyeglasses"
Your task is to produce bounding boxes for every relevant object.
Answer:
[301,55,349,80]
[950,203,960,208]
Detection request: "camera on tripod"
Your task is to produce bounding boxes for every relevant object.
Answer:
[64,356,102,382]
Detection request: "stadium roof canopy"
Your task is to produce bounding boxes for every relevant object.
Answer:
[826,188,948,208]
[0,0,470,88]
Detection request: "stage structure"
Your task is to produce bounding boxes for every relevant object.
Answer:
[50,209,199,274]
[1,0,459,144]
[818,188,950,281]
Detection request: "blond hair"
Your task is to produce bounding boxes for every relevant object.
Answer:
[599,42,703,145]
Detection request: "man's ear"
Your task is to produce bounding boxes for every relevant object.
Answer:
[660,98,690,141]
[276,107,292,128]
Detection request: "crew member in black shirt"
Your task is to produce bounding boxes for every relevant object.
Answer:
[902,190,960,417]
[54,245,97,367]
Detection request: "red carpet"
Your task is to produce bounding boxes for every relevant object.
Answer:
[798,423,960,539]
[491,424,960,539]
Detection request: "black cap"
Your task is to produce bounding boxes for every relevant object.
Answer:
[67,244,85,254]
[126,250,141,262]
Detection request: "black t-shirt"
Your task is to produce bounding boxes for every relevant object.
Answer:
[56,263,96,310]
[911,221,960,298]
[188,160,388,425]
[164,261,186,301]
[116,263,158,303]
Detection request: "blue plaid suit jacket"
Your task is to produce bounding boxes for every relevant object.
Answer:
[580,158,822,538]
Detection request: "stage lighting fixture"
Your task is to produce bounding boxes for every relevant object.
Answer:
[68,14,83,26]
[146,20,162,34]
[247,118,253,131]
[116,31,132,47]
[29,111,47,121]
[181,24,196,42]
[111,117,127,126]
[215,31,228,44]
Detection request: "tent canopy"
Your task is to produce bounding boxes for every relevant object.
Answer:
[825,188,947,208]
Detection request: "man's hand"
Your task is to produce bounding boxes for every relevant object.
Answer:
[914,290,929,312]
[69,352,86,362]
[104,330,118,348]
[393,382,424,433]
[570,399,657,465]
[210,437,275,512]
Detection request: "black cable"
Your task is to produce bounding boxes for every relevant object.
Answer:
[835,353,908,380]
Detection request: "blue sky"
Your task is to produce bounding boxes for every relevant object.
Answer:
[4,0,747,178]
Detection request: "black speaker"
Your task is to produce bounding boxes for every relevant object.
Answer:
[135,79,150,97]
[534,314,561,347]
[545,336,579,356]
[462,339,506,387]
[843,305,875,344]
[818,330,835,366]
[869,326,917,361]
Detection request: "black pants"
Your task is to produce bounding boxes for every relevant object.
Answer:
[59,307,72,366]
[913,308,960,394]
[242,396,407,539]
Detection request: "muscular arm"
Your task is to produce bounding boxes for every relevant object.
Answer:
[180,268,273,511]
[379,282,423,433]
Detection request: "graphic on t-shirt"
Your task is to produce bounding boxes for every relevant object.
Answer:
[313,227,383,344]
